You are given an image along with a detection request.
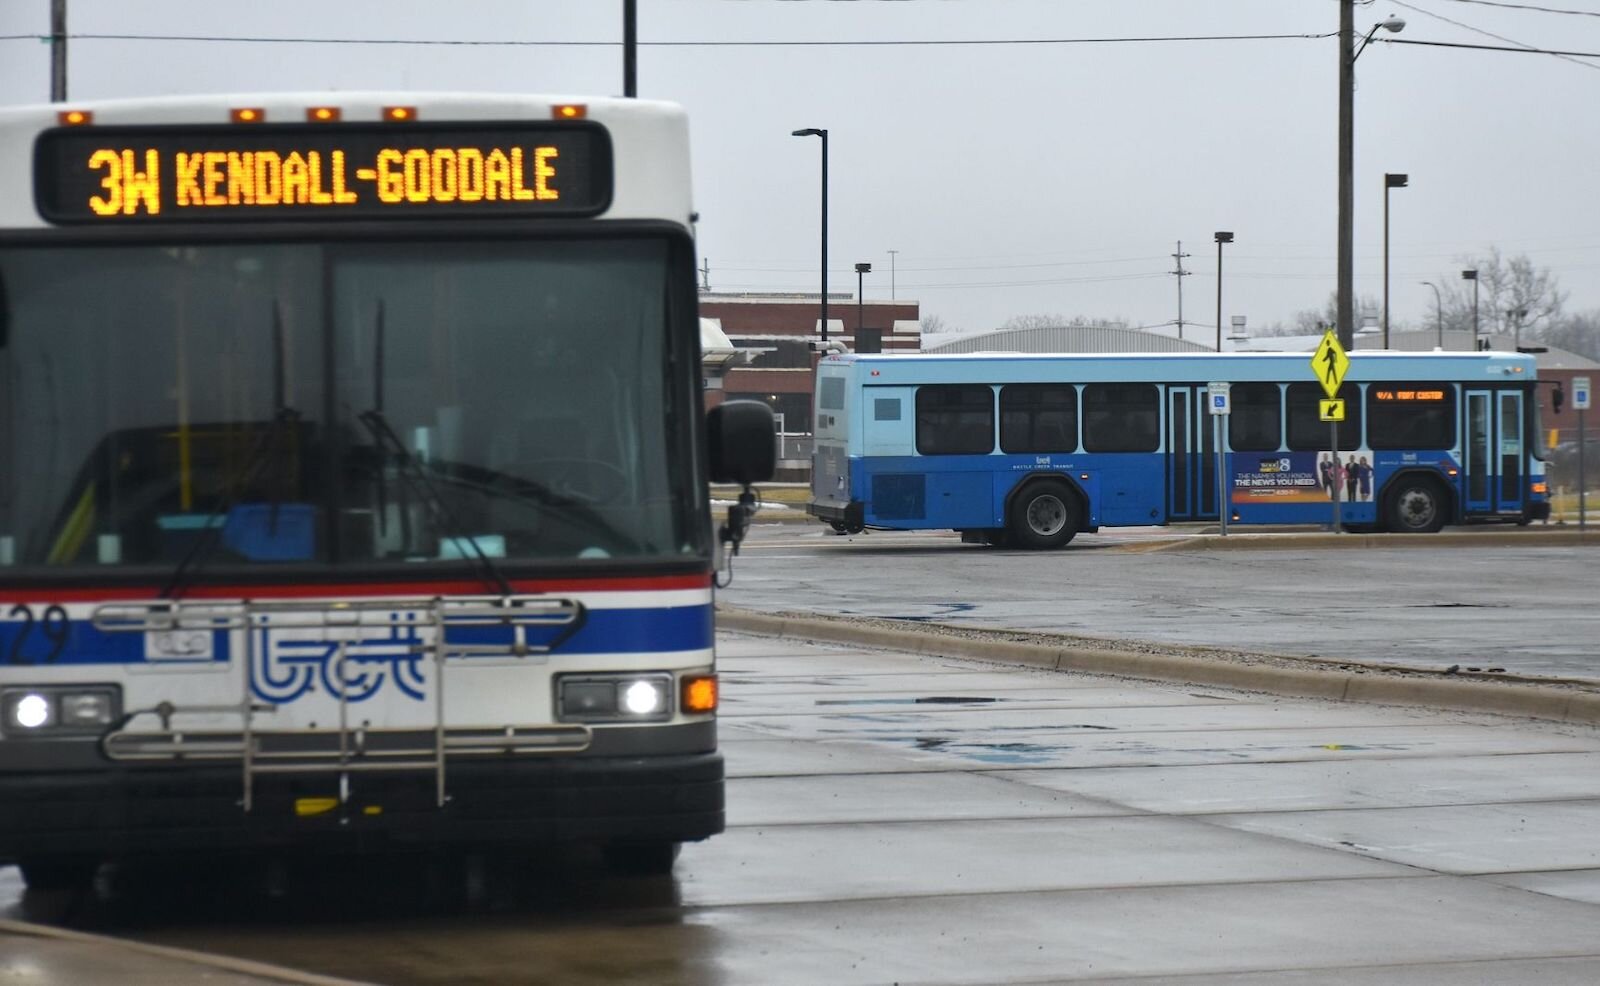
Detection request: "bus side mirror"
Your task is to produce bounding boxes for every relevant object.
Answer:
[707,400,776,486]
[707,400,776,561]
[1553,385,1565,415]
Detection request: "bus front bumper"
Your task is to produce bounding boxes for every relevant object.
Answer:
[0,752,724,861]
[807,500,864,527]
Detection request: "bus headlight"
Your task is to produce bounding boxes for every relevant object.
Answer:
[556,674,673,723]
[1,686,120,736]
[10,693,53,729]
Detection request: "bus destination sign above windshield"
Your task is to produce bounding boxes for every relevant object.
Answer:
[34,121,612,223]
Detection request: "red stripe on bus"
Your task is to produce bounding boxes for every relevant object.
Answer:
[0,573,712,604]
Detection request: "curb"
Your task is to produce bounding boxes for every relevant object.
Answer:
[1139,528,1600,552]
[0,918,377,986]
[716,607,1600,726]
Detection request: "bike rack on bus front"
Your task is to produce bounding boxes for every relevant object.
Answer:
[91,595,591,811]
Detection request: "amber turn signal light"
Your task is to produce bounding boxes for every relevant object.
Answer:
[681,675,718,714]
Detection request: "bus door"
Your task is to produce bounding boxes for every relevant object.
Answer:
[1464,388,1525,515]
[1166,386,1217,521]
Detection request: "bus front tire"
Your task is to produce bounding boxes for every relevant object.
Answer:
[1386,478,1447,534]
[1007,482,1081,550]
[17,856,98,892]
[603,840,681,877]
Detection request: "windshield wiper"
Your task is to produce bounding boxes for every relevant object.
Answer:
[161,300,298,600]
[360,300,511,597]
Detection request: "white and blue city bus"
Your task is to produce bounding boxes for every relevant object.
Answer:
[809,350,1550,546]
[0,92,773,888]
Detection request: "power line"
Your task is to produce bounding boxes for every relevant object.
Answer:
[1437,0,1600,17]
[1387,0,1600,70]
[715,256,1161,275]
[1381,36,1600,59]
[0,31,1338,48]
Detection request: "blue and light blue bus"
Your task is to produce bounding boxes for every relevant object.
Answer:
[808,351,1551,547]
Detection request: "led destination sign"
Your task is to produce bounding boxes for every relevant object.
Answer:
[1373,389,1445,402]
[35,122,611,223]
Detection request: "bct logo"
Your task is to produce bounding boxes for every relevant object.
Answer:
[1035,456,1051,466]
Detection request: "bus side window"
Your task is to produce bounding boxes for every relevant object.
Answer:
[1082,384,1159,452]
[916,384,994,455]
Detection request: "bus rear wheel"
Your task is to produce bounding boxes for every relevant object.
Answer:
[1386,478,1447,533]
[1007,481,1081,550]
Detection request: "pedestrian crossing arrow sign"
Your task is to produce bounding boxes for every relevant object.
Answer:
[1311,331,1350,399]
[1319,398,1346,422]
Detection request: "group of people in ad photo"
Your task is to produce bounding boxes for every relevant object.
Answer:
[1318,452,1373,502]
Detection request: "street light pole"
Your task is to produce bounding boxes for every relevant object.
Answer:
[887,250,898,300]
[1420,280,1442,349]
[1462,269,1479,350]
[1337,6,1406,350]
[791,128,829,343]
[855,262,872,349]
[51,0,67,102]
[1214,231,1233,353]
[1383,173,1408,349]
[623,0,637,97]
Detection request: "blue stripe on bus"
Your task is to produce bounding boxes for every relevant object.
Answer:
[0,605,713,667]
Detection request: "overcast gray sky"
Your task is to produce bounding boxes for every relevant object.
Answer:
[4,0,1599,338]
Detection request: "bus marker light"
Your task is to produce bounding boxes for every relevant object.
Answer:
[1533,481,1548,495]
[306,106,341,123]
[295,798,338,817]
[383,106,416,122]
[363,805,384,816]
[682,675,718,714]
[230,108,265,123]
[552,104,587,119]
[57,110,92,126]
[1080,474,1090,481]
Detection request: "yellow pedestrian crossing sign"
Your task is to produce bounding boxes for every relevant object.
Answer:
[1319,398,1345,422]
[1311,331,1349,399]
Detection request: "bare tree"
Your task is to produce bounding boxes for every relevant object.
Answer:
[1439,248,1566,339]
[999,314,1130,331]
[1289,292,1383,336]
[919,314,953,335]
[1539,310,1600,362]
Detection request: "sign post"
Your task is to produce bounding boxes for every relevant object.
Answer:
[1574,376,1591,531]
[1208,382,1231,537]
[1311,331,1350,533]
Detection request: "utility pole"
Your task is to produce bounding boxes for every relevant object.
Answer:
[887,250,898,300]
[700,258,710,292]
[1170,241,1191,341]
[51,0,67,102]
[1337,0,1354,350]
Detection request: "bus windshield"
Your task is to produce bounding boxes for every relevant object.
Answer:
[0,234,702,574]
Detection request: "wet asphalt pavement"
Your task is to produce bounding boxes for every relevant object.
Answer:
[722,521,1600,680]
[5,627,1600,984]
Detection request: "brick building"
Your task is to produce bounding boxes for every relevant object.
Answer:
[699,292,920,432]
